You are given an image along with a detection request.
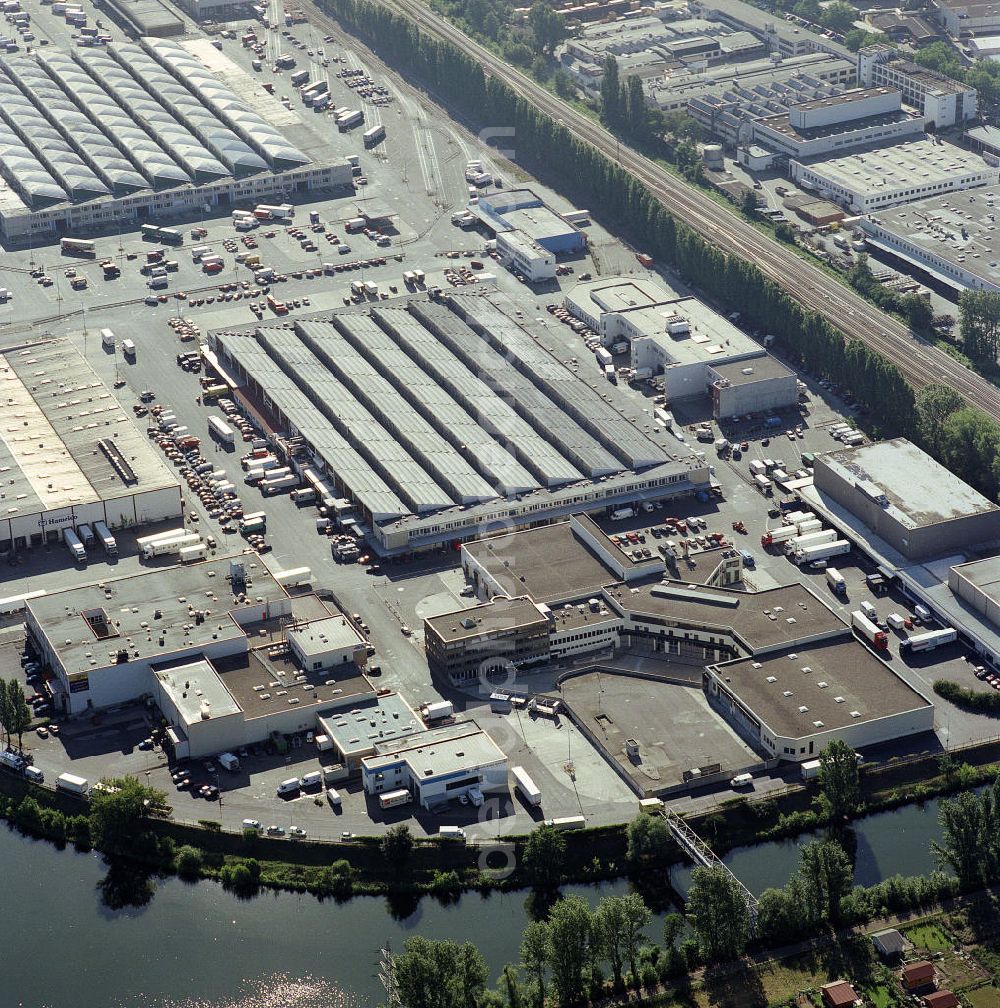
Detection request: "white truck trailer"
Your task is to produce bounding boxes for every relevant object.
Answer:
[512,765,541,806]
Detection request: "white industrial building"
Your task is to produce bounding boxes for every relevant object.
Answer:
[0,39,352,242]
[495,230,557,281]
[858,186,1000,294]
[706,640,934,762]
[0,340,181,556]
[790,138,1000,214]
[25,555,378,757]
[564,280,797,417]
[361,720,508,809]
[933,0,1000,38]
[857,45,977,127]
[748,88,925,162]
[695,0,854,58]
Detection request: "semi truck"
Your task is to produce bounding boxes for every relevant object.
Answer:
[760,525,798,547]
[336,109,363,131]
[362,124,386,146]
[792,540,850,565]
[94,521,117,556]
[135,528,186,548]
[63,528,86,563]
[852,610,888,650]
[56,773,89,795]
[901,628,957,654]
[378,788,411,809]
[544,816,586,831]
[825,567,847,597]
[796,518,822,536]
[261,473,299,495]
[208,416,235,446]
[512,765,541,806]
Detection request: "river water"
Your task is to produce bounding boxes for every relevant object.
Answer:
[5,795,948,1008]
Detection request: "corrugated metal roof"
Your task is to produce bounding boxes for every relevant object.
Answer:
[410,299,622,478]
[0,75,108,200]
[78,49,232,182]
[110,44,267,176]
[216,332,407,521]
[303,316,505,502]
[0,114,66,206]
[452,294,671,471]
[371,305,581,489]
[144,39,310,170]
[40,51,190,189]
[256,328,453,514]
[2,57,148,195]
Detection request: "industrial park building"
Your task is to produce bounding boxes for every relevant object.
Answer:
[858,186,1000,294]
[211,292,710,555]
[812,439,1000,561]
[790,138,1000,214]
[857,44,977,127]
[430,514,934,762]
[0,340,181,555]
[0,38,352,241]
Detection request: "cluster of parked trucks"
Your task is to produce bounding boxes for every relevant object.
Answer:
[62,521,117,564]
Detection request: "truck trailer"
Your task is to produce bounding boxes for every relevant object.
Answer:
[93,521,117,556]
[141,533,201,559]
[378,788,411,809]
[63,528,86,563]
[901,628,957,654]
[760,525,798,547]
[825,567,847,597]
[208,416,235,446]
[512,765,541,806]
[852,610,888,650]
[784,529,837,555]
[56,773,89,795]
[420,701,454,723]
[792,540,850,565]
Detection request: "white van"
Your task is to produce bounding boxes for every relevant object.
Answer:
[914,604,932,624]
[439,825,465,839]
[276,777,300,796]
[730,773,753,789]
[326,787,342,807]
[299,770,322,790]
[860,601,878,621]
[24,765,44,784]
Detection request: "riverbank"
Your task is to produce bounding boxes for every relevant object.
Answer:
[1,739,998,901]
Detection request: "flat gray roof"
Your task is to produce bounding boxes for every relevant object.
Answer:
[363,721,506,777]
[710,355,796,385]
[287,615,364,658]
[319,692,422,756]
[155,657,242,726]
[716,639,931,738]
[951,555,1000,592]
[28,554,286,674]
[0,340,178,516]
[566,274,677,316]
[464,521,620,605]
[424,595,548,644]
[817,439,999,529]
[620,581,846,653]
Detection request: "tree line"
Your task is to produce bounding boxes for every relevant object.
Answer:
[325,0,1000,501]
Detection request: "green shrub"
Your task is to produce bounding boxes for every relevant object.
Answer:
[175,845,204,879]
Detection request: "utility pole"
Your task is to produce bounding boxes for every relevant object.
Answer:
[379,945,399,1008]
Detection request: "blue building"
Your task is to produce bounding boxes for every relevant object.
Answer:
[475,188,586,255]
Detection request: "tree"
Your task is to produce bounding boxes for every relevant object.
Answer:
[520,920,549,1008]
[523,824,566,887]
[820,1,856,31]
[818,739,862,821]
[626,812,671,866]
[545,895,593,1007]
[593,892,650,989]
[7,681,31,752]
[959,289,1000,365]
[901,292,933,333]
[915,384,963,457]
[797,839,853,924]
[394,936,490,1008]
[528,3,565,54]
[685,865,751,961]
[0,678,12,748]
[552,69,575,99]
[600,56,621,127]
[89,775,170,855]
[381,824,414,865]
[844,28,888,51]
[741,188,759,217]
[934,779,1000,888]
[175,844,203,879]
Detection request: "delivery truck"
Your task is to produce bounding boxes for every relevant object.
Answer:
[208,416,235,446]
[272,567,312,588]
[544,815,586,831]
[141,533,201,559]
[56,773,89,795]
[610,506,635,520]
[261,474,299,495]
[512,765,541,806]
[825,567,847,597]
[901,627,957,654]
[800,759,822,781]
[852,610,888,650]
[379,788,411,809]
[420,701,454,723]
[792,540,850,565]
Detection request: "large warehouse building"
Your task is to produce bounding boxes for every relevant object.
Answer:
[429,513,934,762]
[812,439,1000,561]
[0,38,352,241]
[0,339,181,555]
[212,292,710,555]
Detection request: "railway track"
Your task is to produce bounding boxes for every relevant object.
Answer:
[314,0,1000,422]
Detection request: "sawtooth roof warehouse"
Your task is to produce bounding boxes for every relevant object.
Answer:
[0,37,352,241]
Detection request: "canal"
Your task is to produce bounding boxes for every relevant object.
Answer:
[6,793,949,1007]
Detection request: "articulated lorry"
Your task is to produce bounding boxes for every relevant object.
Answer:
[791,540,850,565]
